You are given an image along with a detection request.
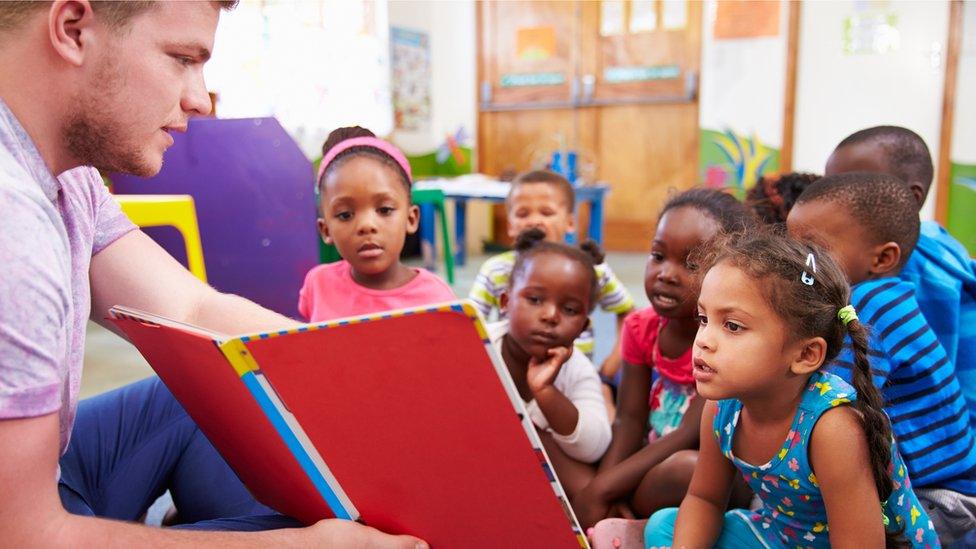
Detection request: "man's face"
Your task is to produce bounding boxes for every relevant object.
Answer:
[64,2,219,176]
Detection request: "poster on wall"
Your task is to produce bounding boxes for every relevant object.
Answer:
[391,27,432,132]
[713,0,780,39]
[842,2,900,55]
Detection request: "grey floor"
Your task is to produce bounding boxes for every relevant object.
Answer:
[81,251,650,398]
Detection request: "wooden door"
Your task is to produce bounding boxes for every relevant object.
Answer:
[477,0,702,251]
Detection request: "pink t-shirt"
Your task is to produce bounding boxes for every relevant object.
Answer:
[298,260,456,321]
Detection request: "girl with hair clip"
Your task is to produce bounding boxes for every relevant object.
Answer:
[488,228,612,499]
[643,230,938,548]
[298,127,455,321]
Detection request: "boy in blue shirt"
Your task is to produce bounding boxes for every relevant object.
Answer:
[788,172,976,545]
[825,126,976,432]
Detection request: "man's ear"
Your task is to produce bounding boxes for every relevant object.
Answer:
[869,241,901,277]
[49,1,96,67]
[788,336,827,376]
[317,218,333,245]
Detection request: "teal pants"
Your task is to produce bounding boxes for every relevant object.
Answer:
[644,508,766,548]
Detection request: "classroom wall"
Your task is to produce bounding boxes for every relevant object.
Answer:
[388,0,489,258]
[698,0,788,190]
[948,0,976,254]
[388,1,477,156]
[792,0,950,221]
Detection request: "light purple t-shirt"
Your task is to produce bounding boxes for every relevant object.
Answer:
[0,100,135,455]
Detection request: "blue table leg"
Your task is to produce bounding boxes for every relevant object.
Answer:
[454,199,467,267]
[589,195,604,245]
[419,203,436,270]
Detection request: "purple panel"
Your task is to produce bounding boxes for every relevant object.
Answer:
[111,117,319,318]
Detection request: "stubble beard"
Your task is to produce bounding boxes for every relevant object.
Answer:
[62,57,161,177]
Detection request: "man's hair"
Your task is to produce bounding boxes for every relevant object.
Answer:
[835,125,933,193]
[0,1,238,33]
[506,170,575,211]
[796,171,920,266]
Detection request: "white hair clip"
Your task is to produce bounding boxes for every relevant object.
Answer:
[801,252,817,286]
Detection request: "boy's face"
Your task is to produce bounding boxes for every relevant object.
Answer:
[506,183,574,242]
[825,143,925,209]
[786,200,879,285]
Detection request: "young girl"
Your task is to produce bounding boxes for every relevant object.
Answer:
[488,228,612,498]
[298,127,455,321]
[643,230,938,548]
[575,189,754,530]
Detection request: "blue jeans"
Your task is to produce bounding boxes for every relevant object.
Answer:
[58,376,302,531]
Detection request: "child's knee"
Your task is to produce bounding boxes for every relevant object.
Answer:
[643,507,679,547]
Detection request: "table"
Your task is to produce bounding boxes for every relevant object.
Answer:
[414,175,609,267]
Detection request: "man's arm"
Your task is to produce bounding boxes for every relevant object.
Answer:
[89,230,300,336]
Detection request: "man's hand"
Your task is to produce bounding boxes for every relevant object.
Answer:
[306,520,427,548]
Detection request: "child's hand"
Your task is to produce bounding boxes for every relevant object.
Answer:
[527,346,572,394]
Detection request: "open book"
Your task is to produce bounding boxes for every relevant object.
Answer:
[109,301,588,548]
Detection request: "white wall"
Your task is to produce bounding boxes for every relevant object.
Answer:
[793,0,950,220]
[388,0,477,156]
[206,1,393,159]
[951,1,976,165]
[699,0,788,149]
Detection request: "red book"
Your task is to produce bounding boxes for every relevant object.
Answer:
[110,301,587,548]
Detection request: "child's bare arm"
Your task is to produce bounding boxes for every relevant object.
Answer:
[528,347,579,436]
[590,395,704,501]
[810,406,885,547]
[672,401,734,547]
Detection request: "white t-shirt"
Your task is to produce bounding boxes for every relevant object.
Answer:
[488,320,611,463]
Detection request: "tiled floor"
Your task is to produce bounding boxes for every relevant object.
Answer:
[81,252,650,397]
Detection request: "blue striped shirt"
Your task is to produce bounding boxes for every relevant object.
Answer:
[830,277,976,495]
[900,221,976,431]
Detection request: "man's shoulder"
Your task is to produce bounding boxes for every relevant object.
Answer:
[0,155,61,233]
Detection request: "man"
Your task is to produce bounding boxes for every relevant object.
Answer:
[0,1,425,546]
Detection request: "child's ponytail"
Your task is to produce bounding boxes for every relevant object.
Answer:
[844,315,895,503]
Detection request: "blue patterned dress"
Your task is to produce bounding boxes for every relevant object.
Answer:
[713,372,939,548]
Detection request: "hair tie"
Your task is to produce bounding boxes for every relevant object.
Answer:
[317,136,413,185]
[838,305,859,326]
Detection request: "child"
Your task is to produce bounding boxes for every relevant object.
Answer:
[298,127,455,321]
[788,172,976,544]
[643,230,938,548]
[469,170,635,384]
[745,172,820,225]
[488,228,612,499]
[825,126,976,432]
[574,188,755,530]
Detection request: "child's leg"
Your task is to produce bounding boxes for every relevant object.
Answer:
[538,430,596,499]
[631,450,698,517]
[644,508,767,548]
[631,450,753,517]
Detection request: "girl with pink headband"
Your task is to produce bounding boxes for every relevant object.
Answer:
[298,126,455,321]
